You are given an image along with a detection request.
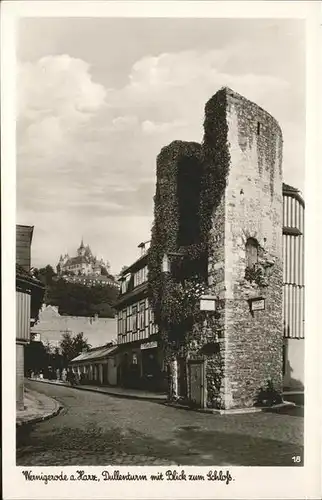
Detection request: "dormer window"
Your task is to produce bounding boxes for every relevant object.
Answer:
[134,266,148,287]
[120,273,131,294]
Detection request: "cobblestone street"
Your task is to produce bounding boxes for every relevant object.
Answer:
[17,381,304,467]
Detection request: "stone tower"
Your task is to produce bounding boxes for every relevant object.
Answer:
[205,87,283,409]
[77,238,86,257]
[148,87,283,410]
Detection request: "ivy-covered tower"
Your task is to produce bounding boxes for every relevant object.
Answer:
[148,87,283,411]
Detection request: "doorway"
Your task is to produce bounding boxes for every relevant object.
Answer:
[188,359,205,408]
[177,357,188,398]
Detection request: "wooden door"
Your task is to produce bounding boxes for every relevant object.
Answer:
[188,360,205,408]
[177,357,188,398]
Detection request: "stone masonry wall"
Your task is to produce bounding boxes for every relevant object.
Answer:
[222,89,283,408]
[149,87,283,409]
[148,140,202,362]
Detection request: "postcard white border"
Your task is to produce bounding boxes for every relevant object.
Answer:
[1,1,321,499]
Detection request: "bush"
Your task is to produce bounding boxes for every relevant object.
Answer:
[255,380,283,407]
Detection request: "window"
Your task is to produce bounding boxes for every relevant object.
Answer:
[117,311,123,335]
[122,310,126,335]
[145,300,149,328]
[245,238,259,268]
[121,274,131,294]
[139,301,145,330]
[134,266,148,288]
[126,306,131,332]
[257,122,262,135]
[132,305,138,331]
[149,306,154,324]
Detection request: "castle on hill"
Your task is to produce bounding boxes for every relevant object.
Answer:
[56,239,119,288]
[57,239,109,276]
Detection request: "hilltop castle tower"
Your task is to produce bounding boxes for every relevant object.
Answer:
[77,238,86,257]
[57,239,110,277]
[149,87,283,410]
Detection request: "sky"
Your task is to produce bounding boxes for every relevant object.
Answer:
[16,17,305,274]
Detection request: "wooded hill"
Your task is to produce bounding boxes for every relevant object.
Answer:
[33,265,119,318]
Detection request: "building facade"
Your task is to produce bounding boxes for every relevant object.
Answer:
[70,343,118,386]
[148,87,284,410]
[116,183,305,397]
[115,244,166,392]
[57,240,108,276]
[16,225,45,410]
[282,184,305,389]
[56,239,119,288]
[31,304,117,349]
[61,274,120,288]
[116,88,305,408]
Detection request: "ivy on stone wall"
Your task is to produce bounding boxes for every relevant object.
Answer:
[245,264,268,288]
[201,89,231,240]
[148,141,203,338]
[148,88,231,351]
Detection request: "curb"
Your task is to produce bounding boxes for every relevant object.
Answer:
[28,379,167,403]
[163,400,296,415]
[16,399,64,428]
[27,380,298,414]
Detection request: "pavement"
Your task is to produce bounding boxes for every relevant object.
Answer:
[17,380,304,466]
[16,387,63,427]
[28,377,167,402]
[29,377,303,413]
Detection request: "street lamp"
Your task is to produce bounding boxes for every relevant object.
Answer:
[161,251,184,273]
[162,254,171,273]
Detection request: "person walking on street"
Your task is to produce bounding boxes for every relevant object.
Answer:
[62,368,67,382]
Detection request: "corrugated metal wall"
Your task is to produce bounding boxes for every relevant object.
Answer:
[16,290,31,342]
[283,193,305,339]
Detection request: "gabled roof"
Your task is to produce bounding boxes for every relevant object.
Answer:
[70,344,118,363]
[65,255,90,266]
[119,252,148,277]
[16,264,45,290]
[282,182,304,207]
[283,182,299,193]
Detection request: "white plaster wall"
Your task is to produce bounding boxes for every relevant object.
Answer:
[284,338,304,389]
[108,358,117,385]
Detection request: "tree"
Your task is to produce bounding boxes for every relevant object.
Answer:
[59,331,91,366]
[73,332,91,356]
[46,279,118,317]
[34,265,56,286]
[24,339,49,375]
[60,332,74,365]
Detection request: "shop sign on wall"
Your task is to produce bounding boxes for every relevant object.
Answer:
[200,295,216,311]
[141,341,158,350]
[250,298,265,311]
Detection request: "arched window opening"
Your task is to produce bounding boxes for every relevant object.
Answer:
[245,238,259,269]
